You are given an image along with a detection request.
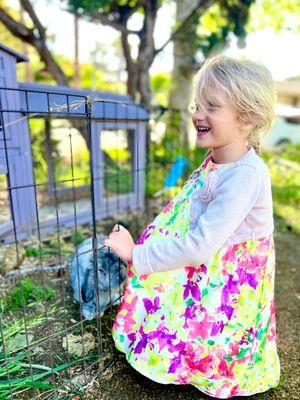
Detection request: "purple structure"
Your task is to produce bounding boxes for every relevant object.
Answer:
[0,44,148,243]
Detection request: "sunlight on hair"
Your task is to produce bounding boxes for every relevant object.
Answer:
[194,54,277,155]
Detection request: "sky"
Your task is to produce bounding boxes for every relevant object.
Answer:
[10,0,300,81]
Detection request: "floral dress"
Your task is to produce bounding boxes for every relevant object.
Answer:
[111,154,281,399]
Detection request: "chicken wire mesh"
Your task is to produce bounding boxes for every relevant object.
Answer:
[0,86,200,399]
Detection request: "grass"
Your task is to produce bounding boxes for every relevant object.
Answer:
[1,277,55,313]
[0,275,100,400]
[261,143,300,234]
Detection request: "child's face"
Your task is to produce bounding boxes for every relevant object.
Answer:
[192,82,248,150]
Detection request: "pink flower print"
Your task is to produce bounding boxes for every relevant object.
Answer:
[187,312,213,340]
[217,359,235,379]
[257,236,271,251]
[181,343,213,374]
[202,156,211,170]
[222,244,240,263]
[185,265,206,279]
[143,296,161,314]
[229,385,240,397]
[153,283,164,293]
[127,268,134,278]
[239,254,268,272]
[114,293,138,334]
[175,374,190,384]
[139,273,150,280]
[190,354,214,375]
[229,342,240,357]
[162,200,174,214]
[183,280,201,301]
[185,267,196,280]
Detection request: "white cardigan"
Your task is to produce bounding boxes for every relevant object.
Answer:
[132,147,274,275]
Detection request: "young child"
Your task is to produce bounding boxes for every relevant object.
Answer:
[103,54,280,399]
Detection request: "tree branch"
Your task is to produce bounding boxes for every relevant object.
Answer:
[0,7,34,42]
[0,4,67,86]
[20,0,46,38]
[155,0,214,55]
[87,11,140,35]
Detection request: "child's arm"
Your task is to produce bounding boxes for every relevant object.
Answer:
[133,164,262,275]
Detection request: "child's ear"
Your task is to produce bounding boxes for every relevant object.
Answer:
[238,113,262,132]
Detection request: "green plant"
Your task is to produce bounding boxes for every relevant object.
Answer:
[69,229,86,246]
[3,277,55,312]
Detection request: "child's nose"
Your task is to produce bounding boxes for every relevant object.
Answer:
[193,108,206,120]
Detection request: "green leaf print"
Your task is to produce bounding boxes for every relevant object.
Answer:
[236,347,251,359]
[186,298,194,306]
[253,352,262,364]
[202,288,209,297]
[131,276,143,289]
[257,325,268,340]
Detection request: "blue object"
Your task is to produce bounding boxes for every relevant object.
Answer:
[164,156,189,188]
[70,236,127,320]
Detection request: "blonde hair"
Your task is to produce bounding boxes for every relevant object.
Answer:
[195,54,277,157]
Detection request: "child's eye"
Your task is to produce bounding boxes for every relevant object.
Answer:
[207,102,216,109]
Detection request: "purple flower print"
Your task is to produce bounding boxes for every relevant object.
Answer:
[136,224,156,245]
[168,354,182,373]
[167,339,186,354]
[221,274,240,304]
[210,320,225,336]
[183,281,201,301]
[226,274,240,294]
[128,332,136,349]
[182,304,197,320]
[147,327,177,353]
[143,296,161,314]
[219,303,234,321]
[236,267,259,289]
[134,333,148,354]
[134,326,155,354]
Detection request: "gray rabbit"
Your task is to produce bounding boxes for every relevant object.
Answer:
[70,235,127,320]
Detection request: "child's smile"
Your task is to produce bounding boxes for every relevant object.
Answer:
[192,81,249,163]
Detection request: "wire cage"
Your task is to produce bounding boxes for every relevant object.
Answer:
[0,83,148,399]
[0,37,205,400]
[0,81,200,399]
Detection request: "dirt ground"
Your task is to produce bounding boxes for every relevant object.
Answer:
[77,228,300,400]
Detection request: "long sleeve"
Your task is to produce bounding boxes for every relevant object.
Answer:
[132,164,261,275]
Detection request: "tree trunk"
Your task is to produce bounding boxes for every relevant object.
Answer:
[74,12,80,87]
[169,0,200,156]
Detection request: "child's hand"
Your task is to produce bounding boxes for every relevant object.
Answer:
[102,224,135,264]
